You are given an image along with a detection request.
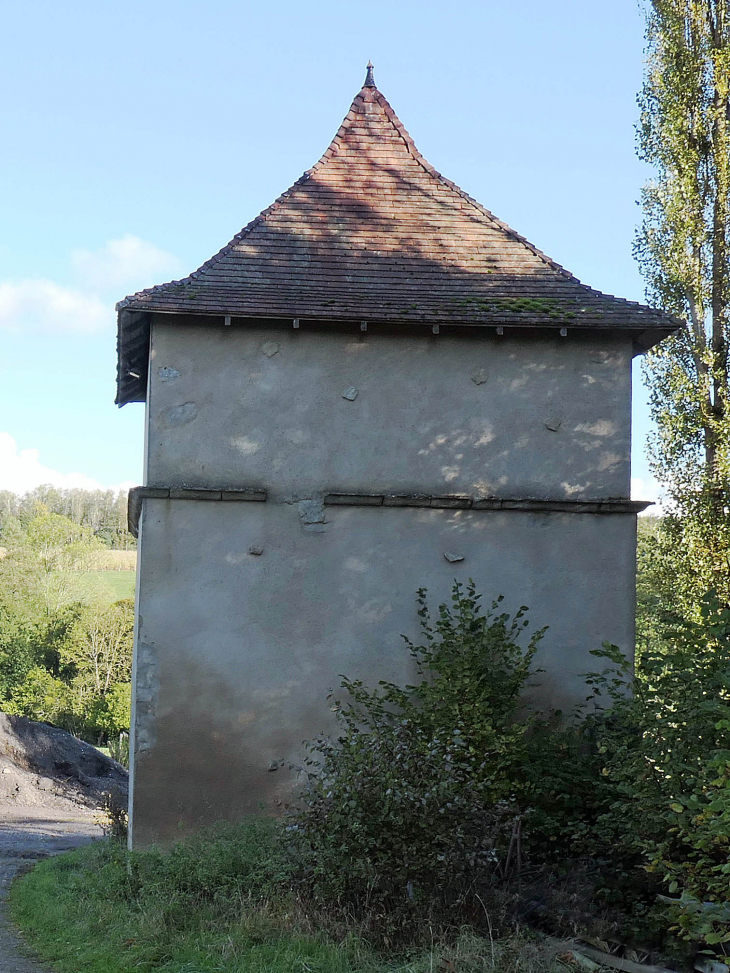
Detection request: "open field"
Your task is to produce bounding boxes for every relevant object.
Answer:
[76,570,136,602]
[86,550,136,571]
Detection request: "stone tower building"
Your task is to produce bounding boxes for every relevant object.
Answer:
[117,67,678,847]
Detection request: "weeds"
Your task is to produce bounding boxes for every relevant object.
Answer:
[10,830,572,973]
[108,730,129,769]
[99,789,128,840]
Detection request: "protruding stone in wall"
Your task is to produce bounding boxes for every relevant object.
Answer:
[298,498,327,532]
[162,402,198,428]
[430,496,472,509]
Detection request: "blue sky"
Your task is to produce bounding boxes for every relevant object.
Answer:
[0,0,661,499]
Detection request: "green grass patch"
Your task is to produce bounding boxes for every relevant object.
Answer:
[10,821,566,973]
[76,570,135,603]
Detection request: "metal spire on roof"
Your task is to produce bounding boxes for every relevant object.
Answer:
[364,61,375,87]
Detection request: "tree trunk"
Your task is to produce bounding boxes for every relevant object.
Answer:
[709,1,730,489]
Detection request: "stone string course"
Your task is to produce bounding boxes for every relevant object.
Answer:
[127,486,650,537]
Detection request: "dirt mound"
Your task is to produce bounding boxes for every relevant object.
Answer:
[0,712,128,810]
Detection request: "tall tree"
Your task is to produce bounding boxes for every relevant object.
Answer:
[636,0,730,601]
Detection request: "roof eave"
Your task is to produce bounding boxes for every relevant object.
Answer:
[632,326,680,355]
[115,308,681,406]
[116,309,150,406]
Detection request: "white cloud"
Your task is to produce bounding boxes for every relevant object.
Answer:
[0,235,182,334]
[0,279,110,334]
[71,234,181,292]
[0,433,132,495]
[631,475,666,515]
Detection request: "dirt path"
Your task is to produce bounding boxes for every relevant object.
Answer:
[0,806,103,973]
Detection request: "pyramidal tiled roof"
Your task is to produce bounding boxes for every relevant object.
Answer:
[116,68,679,403]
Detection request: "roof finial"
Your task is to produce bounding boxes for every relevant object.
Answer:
[364,61,375,87]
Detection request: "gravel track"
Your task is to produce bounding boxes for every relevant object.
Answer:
[0,714,128,973]
[0,806,103,973]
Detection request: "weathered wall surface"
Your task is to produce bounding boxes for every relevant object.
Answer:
[129,320,637,847]
[131,499,636,848]
[146,319,633,501]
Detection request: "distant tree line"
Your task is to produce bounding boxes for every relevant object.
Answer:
[0,486,135,550]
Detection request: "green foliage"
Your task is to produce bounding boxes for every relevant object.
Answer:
[636,504,730,646]
[3,602,133,740]
[588,591,730,949]
[288,583,604,933]
[636,516,670,650]
[0,608,38,699]
[286,580,730,953]
[632,495,730,630]
[60,599,134,692]
[25,511,102,568]
[636,1,730,476]
[7,666,71,724]
[0,499,134,744]
[96,684,132,740]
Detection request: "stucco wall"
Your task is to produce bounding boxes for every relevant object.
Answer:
[146,319,633,501]
[130,498,636,847]
[129,319,637,847]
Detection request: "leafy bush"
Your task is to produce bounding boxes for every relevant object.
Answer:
[5,665,71,724]
[287,581,730,954]
[0,557,133,743]
[588,591,730,950]
[288,582,604,935]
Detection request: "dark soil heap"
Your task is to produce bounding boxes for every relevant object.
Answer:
[0,712,128,811]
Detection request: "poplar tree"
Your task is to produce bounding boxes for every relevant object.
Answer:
[636,0,730,603]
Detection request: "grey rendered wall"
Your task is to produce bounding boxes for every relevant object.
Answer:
[146,319,633,501]
[129,320,636,847]
[131,499,636,847]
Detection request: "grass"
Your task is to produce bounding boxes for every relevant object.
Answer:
[10,821,570,973]
[76,570,136,602]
